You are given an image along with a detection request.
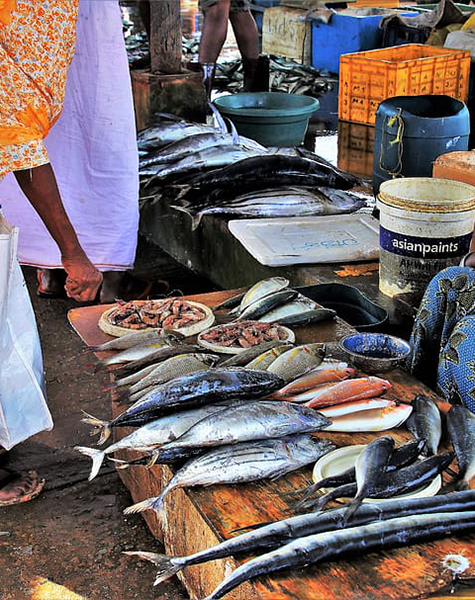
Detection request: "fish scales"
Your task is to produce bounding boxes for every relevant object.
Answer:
[447,404,475,489]
[267,344,325,383]
[220,341,284,367]
[245,345,294,370]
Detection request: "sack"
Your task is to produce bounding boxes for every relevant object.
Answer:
[0,213,52,450]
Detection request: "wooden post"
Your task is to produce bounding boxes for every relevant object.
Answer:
[149,0,182,74]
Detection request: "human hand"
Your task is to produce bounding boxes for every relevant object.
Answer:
[62,251,103,302]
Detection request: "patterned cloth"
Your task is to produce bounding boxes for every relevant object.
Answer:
[0,0,78,177]
[408,266,475,413]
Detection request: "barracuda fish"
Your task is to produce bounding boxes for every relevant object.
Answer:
[198,511,475,600]
[322,402,413,433]
[89,329,183,353]
[267,344,326,383]
[83,369,284,443]
[343,436,395,522]
[76,401,240,480]
[302,376,392,408]
[231,277,290,317]
[236,290,299,321]
[289,439,425,507]
[126,490,475,587]
[156,401,331,452]
[137,121,225,151]
[272,362,355,397]
[304,452,454,512]
[123,435,336,520]
[140,144,266,181]
[245,345,294,371]
[447,404,475,490]
[124,354,219,397]
[406,394,442,456]
[173,188,366,230]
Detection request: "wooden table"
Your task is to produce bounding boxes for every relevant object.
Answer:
[69,289,475,600]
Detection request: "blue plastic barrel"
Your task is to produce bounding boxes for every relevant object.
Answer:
[372,95,470,195]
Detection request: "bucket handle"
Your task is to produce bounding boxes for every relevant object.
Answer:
[379,107,405,179]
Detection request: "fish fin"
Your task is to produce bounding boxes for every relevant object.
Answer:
[75,446,106,481]
[124,551,183,584]
[80,411,111,445]
[231,521,273,533]
[208,101,227,134]
[146,454,159,469]
[123,495,165,518]
[225,116,240,144]
[170,204,203,230]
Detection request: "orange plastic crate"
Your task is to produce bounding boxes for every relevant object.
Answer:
[338,44,471,125]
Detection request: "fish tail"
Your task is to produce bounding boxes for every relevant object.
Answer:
[208,101,227,134]
[124,551,183,585]
[343,497,363,524]
[108,457,132,470]
[123,494,165,518]
[81,411,111,445]
[75,446,106,481]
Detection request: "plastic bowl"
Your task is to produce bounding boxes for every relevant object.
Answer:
[339,332,412,374]
[213,92,319,147]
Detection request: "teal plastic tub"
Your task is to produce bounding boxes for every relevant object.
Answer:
[213,92,320,147]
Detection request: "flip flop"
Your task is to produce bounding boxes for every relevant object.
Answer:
[0,469,45,507]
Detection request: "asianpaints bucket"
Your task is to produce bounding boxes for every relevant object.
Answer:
[377,177,475,298]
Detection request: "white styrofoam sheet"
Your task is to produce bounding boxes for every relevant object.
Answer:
[228,214,380,266]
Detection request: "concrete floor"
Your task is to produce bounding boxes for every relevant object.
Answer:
[0,264,200,600]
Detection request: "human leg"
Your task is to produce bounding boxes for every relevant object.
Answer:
[408,266,475,389]
[198,0,231,64]
[14,164,102,302]
[229,9,268,91]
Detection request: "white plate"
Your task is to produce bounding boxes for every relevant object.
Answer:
[312,444,441,500]
[197,322,295,354]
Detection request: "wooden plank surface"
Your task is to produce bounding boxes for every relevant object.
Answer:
[69,289,475,600]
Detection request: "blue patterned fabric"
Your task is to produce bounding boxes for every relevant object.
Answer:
[408,266,475,413]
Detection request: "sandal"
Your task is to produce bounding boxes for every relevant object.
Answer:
[0,468,45,506]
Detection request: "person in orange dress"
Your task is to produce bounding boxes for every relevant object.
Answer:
[0,0,102,504]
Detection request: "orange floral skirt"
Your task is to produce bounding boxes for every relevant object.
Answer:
[0,0,78,177]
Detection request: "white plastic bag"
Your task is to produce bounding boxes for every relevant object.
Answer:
[0,213,53,450]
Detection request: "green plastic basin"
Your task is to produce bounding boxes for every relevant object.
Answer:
[213,92,320,147]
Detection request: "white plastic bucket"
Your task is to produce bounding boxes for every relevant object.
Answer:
[377,177,475,298]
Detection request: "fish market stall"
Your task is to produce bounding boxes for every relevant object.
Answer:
[69,287,475,600]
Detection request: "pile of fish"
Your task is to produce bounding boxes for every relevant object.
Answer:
[214,55,332,97]
[137,114,365,229]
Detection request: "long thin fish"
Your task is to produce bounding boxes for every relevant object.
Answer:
[123,435,336,520]
[89,329,182,353]
[272,362,354,397]
[230,277,289,317]
[126,490,475,586]
[236,290,299,321]
[200,511,475,600]
[98,341,171,368]
[302,377,391,409]
[273,308,337,327]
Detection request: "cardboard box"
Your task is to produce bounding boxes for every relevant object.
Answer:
[262,7,312,64]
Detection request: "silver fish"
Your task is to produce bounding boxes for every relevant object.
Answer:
[126,353,219,396]
[406,394,442,456]
[236,290,299,321]
[231,277,290,317]
[99,341,171,367]
[258,297,318,322]
[157,401,331,451]
[220,341,284,368]
[89,329,182,352]
[112,364,164,389]
[137,121,224,151]
[200,511,475,600]
[126,490,475,586]
[267,344,326,383]
[123,435,336,519]
[245,345,294,370]
[447,404,475,489]
[76,401,239,480]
